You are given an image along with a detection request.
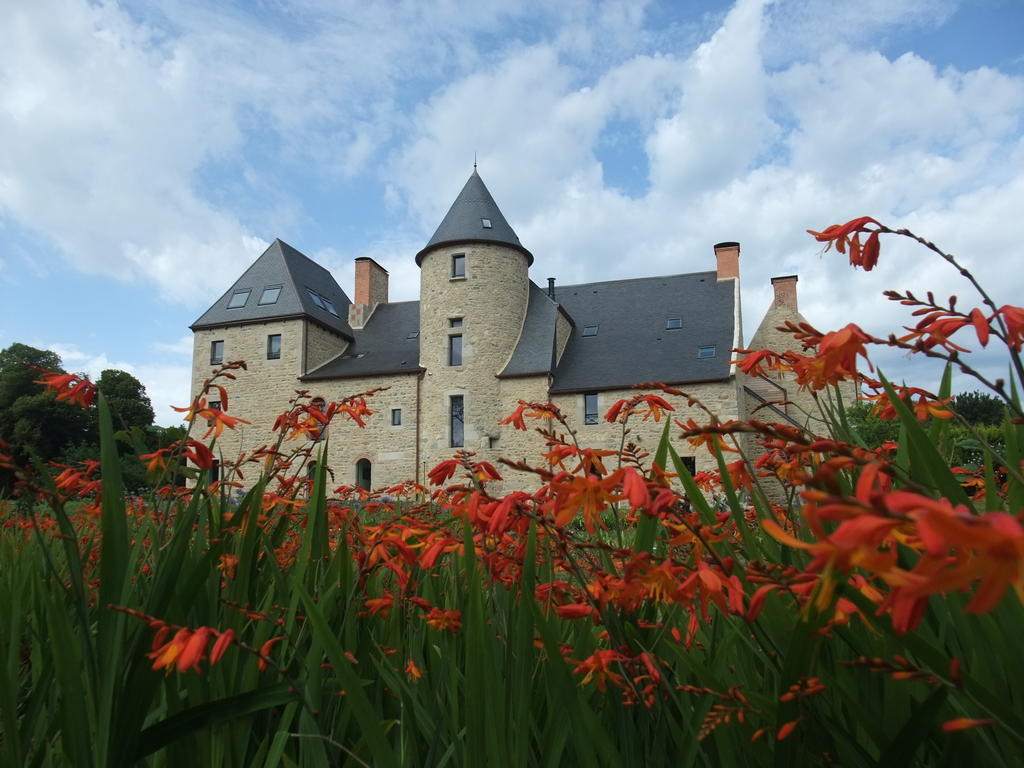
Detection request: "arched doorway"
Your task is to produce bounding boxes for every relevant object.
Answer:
[355,458,372,491]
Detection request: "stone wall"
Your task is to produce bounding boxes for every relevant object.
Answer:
[554,309,572,364]
[304,322,348,373]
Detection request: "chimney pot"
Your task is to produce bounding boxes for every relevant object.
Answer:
[770,275,799,312]
[547,277,556,298]
[714,241,740,281]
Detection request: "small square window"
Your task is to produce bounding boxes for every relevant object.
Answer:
[267,334,281,360]
[666,317,682,330]
[481,218,492,228]
[391,408,402,426]
[407,330,419,339]
[449,318,463,328]
[307,289,325,309]
[258,286,282,305]
[227,290,251,309]
[680,456,697,474]
[584,392,599,425]
[452,254,466,278]
[582,325,599,337]
[449,334,463,366]
[698,345,717,359]
[210,340,224,365]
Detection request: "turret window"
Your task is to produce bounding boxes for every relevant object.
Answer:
[451,254,466,278]
[449,335,463,366]
[450,395,464,448]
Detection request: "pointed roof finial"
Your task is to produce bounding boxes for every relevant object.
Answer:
[473,151,477,173]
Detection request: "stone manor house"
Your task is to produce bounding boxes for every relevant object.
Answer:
[190,170,811,491]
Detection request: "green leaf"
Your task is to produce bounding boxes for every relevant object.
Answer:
[134,683,298,761]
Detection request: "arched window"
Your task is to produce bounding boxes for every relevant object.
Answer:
[355,458,372,491]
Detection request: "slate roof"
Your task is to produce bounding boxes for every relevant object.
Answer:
[415,170,533,265]
[191,239,354,339]
[547,271,736,392]
[499,281,565,377]
[303,301,422,380]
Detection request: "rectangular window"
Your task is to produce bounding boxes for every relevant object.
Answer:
[449,317,463,328]
[681,456,697,475]
[227,289,251,309]
[698,345,717,359]
[450,395,464,448]
[322,298,339,316]
[584,392,598,425]
[267,334,281,360]
[307,289,325,309]
[666,317,682,329]
[210,340,224,365]
[452,254,466,278]
[449,334,463,366]
[582,325,599,337]
[207,399,221,427]
[258,286,282,305]
[391,408,401,426]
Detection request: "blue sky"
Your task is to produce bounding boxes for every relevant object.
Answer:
[1,0,1022,426]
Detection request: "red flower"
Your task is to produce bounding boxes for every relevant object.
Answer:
[807,216,884,271]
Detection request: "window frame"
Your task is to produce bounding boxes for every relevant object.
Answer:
[481,218,492,229]
[584,392,599,425]
[391,408,402,426]
[451,253,466,278]
[267,333,282,360]
[258,285,282,305]
[582,325,599,337]
[449,317,463,328]
[450,395,465,448]
[665,317,683,330]
[227,289,251,309]
[698,345,717,359]
[449,334,463,366]
[210,340,224,365]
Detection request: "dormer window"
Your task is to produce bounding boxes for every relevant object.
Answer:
[582,325,599,337]
[452,254,466,278]
[227,290,251,309]
[481,218,492,229]
[666,317,682,330]
[259,286,282,305]
[307,289,325,309]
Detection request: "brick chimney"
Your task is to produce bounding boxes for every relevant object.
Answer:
[770,275,798,311]
[714,242,740,280]
[349,257,388,329]
[354,257,388,306]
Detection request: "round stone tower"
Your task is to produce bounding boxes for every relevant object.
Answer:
[415,169,533,474]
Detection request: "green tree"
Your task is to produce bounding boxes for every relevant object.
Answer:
[951,390,1005,426]
[0,344,91,487]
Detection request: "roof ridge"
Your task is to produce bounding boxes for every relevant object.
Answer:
[557,270,718,290]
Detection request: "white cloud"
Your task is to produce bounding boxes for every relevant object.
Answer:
[46,342,190,428]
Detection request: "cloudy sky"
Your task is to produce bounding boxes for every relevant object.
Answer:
[2,0,1022,426]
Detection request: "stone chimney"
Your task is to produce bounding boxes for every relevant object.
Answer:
[349,257,388,329]
[714,242,740,280]
[770,275,798,311]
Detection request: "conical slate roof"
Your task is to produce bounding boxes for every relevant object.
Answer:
[191,239,354,339]
[415,170,533,265]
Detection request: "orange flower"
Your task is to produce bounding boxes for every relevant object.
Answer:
[257,636,285,671]
[807,216,883,271]
[994,305,1024,350]
[35,370,97,408]
[424,607,462,632]
[942,718,994,732]
[405,659,423,680]
[573,650,627,692]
